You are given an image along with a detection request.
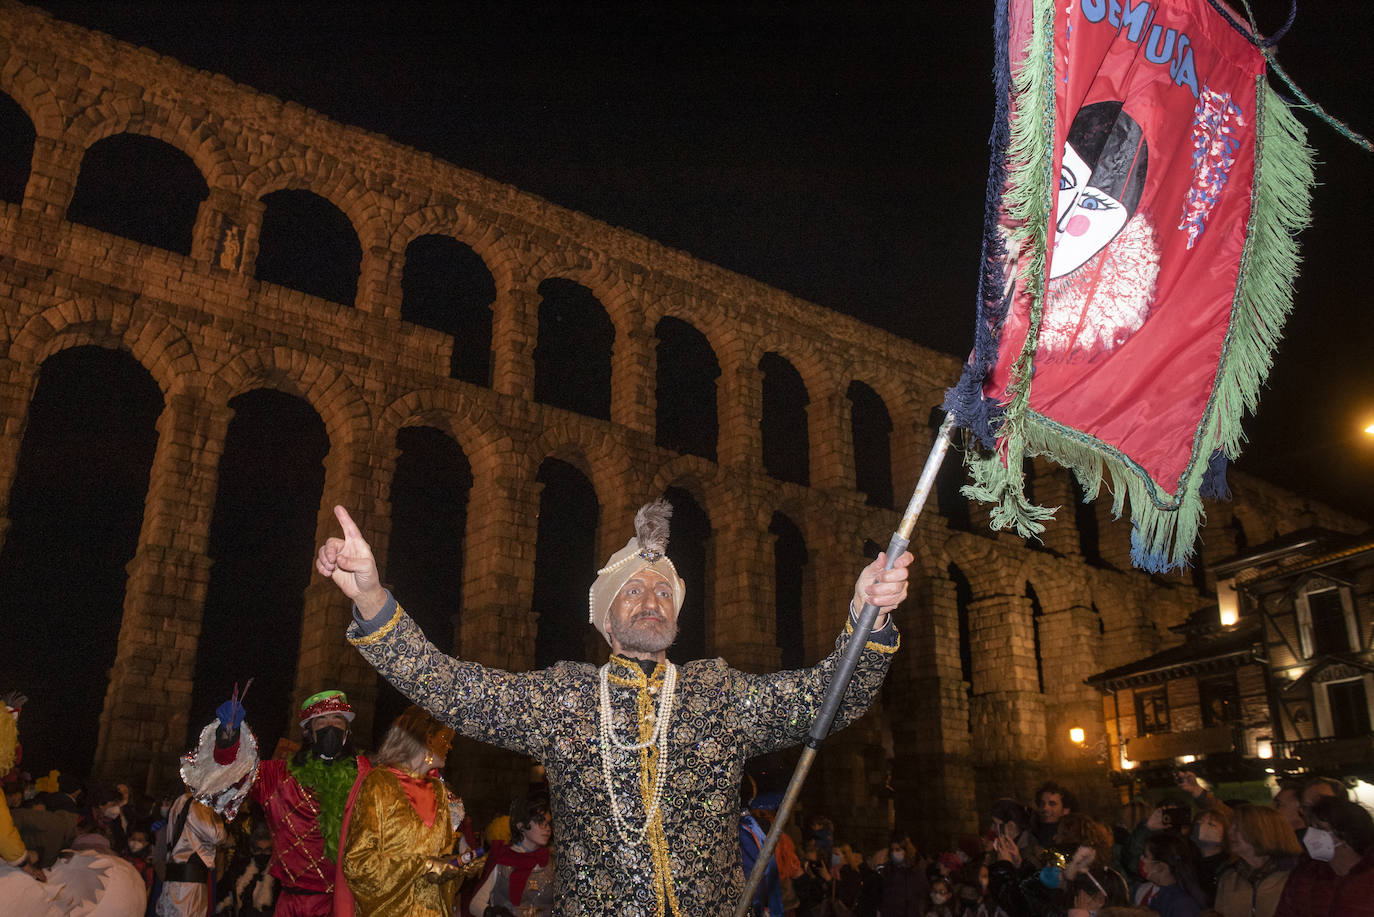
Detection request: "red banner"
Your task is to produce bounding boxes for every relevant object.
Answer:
[950,0,1313,570]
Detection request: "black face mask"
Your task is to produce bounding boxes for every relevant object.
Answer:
[312,726,346,760]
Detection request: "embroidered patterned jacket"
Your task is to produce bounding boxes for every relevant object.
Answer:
[348,593,898,917]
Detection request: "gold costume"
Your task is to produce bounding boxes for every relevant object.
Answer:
[342,766,454,917]
[0,794,26,865]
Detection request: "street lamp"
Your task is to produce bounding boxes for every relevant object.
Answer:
[1069,727,1086,745]
[1217,577,1239,626]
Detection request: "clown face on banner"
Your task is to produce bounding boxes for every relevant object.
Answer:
[1052,101,1149,279]
[1042,101,1157,355]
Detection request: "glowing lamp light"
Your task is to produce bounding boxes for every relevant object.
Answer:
[1217,578,1239,627]
[1120,751,1137,770]
[1257,738,1274,759]
[1070,727,1086,745]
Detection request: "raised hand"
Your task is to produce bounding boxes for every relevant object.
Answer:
[994,833,1021,867]
[852,550,914,614]
[1176,769,1204,799]
[315,505,388,619]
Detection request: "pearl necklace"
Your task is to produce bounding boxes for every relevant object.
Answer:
[598,660,677,845]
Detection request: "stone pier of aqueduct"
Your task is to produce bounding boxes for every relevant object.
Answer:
[0,3,1362,848]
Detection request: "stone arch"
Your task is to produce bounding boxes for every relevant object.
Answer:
[769,508,809,669]
[64,95,236,191]
[396,231,496,385]
[379,422,475,717]
[847,365,913,423]
[757,351,812,486]
[643,290,734,365]
[190,384,329,751]
[947,561,977,686]
[531,276,616,420]
[11,299,201,399]
[847,378,895,509]
[850,363,930,448]
[531,452,603,667]
[749,494,824,554]
[945,534,1014,598]
[652,314,721,461]
[527,249,646,339]
[745,331,840,404]
[375,389,509,472]
[208,346,371,449]
[0,47,68,139]
[527,425,632,511]
[0,344,165,776]
[659,483,712,662]
[930,407,972,531]
[649,458,732,515]
[253,186,363,306]
[392,205,526,295]
[242,153,381,250]
[65,132,210,256]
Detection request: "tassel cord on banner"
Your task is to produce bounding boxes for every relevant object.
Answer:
[1205,0,1372,152]
[732,416,955,917]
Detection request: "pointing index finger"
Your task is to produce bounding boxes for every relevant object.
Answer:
[334,505,363,542]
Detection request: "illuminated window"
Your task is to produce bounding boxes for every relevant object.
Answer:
[1135,687,1170,736]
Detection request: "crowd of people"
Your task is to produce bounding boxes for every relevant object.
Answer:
[0,691,555,917]
[737,774,1374,917]
[6,721,1374,917]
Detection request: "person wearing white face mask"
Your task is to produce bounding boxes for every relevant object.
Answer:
[1272,796,1374,917]
[878,837,926,917]
[925,876,956,917]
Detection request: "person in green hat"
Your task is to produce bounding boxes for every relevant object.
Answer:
[201,687,367,917]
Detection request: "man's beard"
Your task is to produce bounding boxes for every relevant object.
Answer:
[611,613,678,654]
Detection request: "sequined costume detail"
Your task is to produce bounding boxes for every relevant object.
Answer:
[342,766,455,917]
[348,597,897,917]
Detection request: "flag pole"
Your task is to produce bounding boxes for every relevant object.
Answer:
[733,415,955,917]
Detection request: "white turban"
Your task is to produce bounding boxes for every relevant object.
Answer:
[587,499,685,646]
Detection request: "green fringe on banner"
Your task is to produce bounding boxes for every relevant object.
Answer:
[963,34,1315,569]
[962,0,1059,538]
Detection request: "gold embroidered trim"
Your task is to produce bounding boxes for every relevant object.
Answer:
[348,605,404,646]
[842,618,901,655]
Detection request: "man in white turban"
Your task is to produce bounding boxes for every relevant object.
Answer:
[318,499,910,917]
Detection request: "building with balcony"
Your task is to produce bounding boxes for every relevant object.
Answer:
[1088,528,1374,798]
[1225,529,1374,782]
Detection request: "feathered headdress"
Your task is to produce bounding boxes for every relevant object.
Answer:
[587,498,684,645]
